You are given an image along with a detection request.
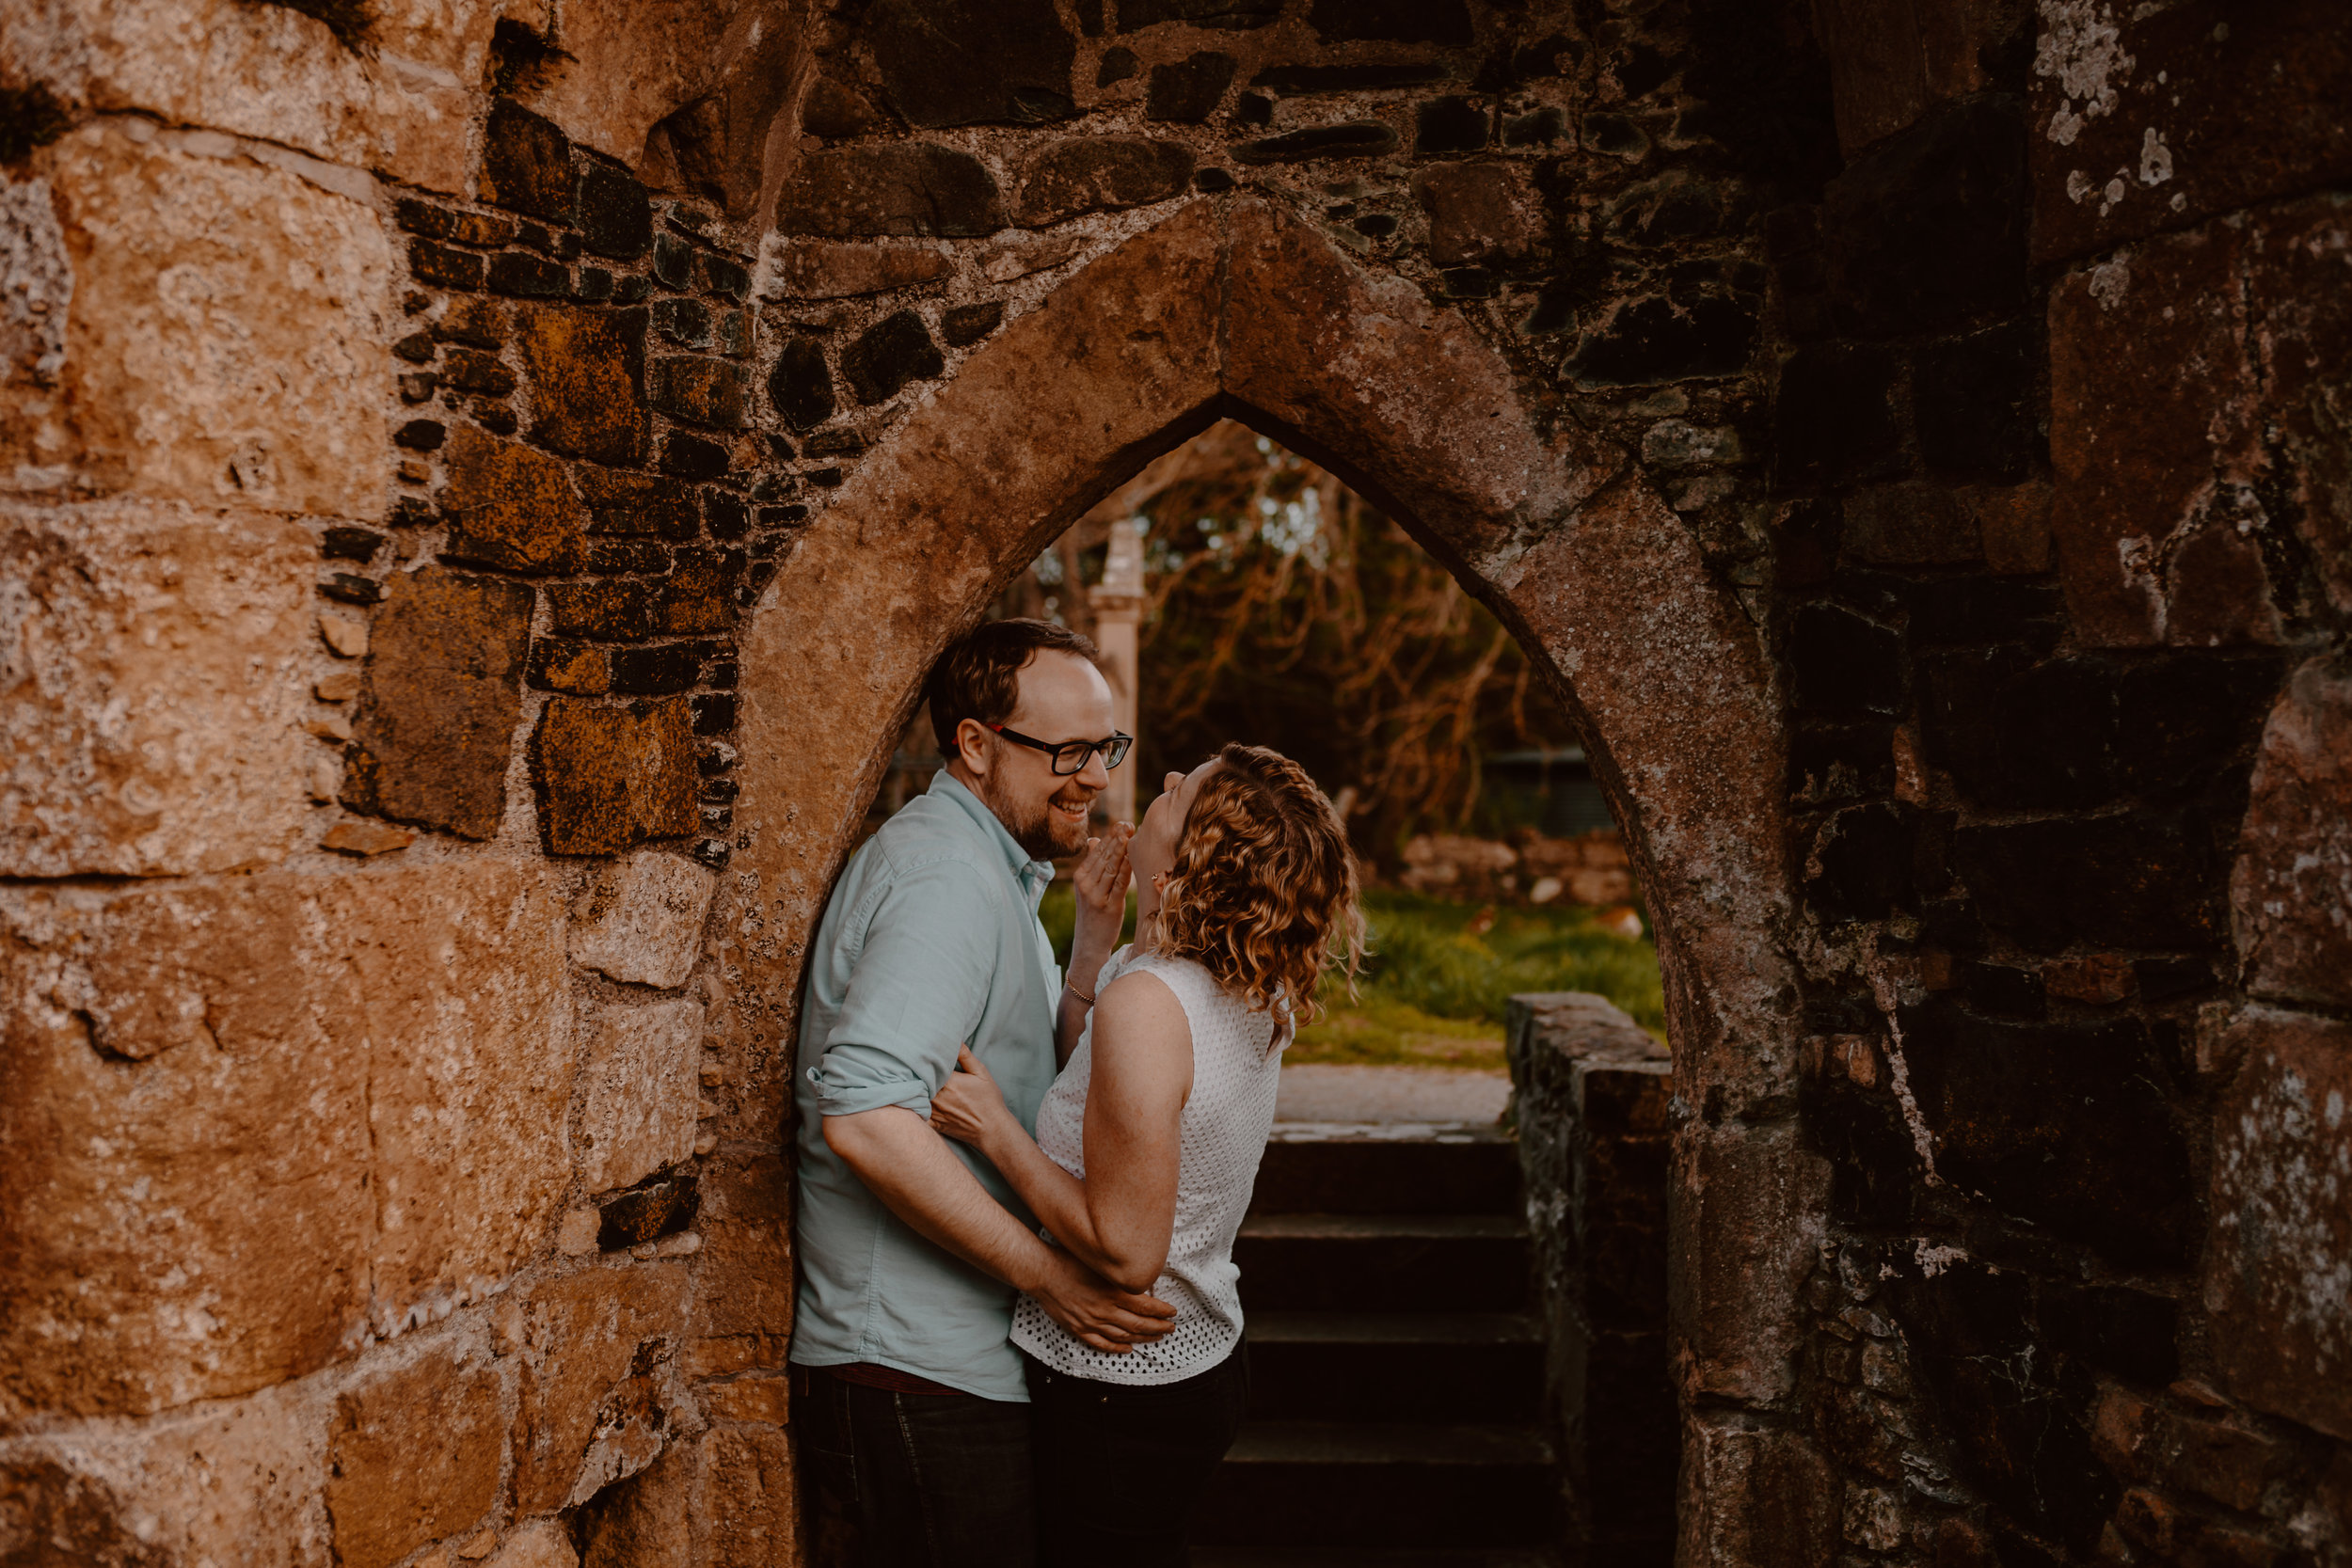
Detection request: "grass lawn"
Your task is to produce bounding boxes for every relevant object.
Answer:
[1040,886,1665,1072]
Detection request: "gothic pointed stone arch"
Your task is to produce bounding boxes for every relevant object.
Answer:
[727,197,1820,1502]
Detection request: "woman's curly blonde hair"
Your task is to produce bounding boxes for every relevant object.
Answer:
[1149,743,1364,1040]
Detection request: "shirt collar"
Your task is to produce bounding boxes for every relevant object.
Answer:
[930,772,1057,907]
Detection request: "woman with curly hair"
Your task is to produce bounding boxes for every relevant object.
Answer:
[929,741,1363,1567]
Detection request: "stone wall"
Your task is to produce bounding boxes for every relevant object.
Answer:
[2,0,2345,1563]
[1509,991,1678,1566]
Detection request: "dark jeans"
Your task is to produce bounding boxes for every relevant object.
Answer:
[1025,1347,1251,1568]
[794,1367,1037,1568]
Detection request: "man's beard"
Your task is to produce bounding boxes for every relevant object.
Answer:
[982,775,1094,861]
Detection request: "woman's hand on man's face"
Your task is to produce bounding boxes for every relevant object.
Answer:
[1069,821,1134,960]
[930,1046,1009,1148]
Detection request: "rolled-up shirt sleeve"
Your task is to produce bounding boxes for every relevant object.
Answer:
[807,858,1000,1119]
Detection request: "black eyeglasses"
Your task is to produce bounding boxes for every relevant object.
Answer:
[989,724,1133,775]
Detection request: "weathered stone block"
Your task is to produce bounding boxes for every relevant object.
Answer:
[580,1440,693,1567]
[1820,97,2026,337]
[695,1425,801,1568]
[2050,201,2346,644]
[512,1263,691,1513]
[576,466,698,540]
[1915,320,2038,482]
[409,236,485,290]
[1791,602,1906,716]
[532,640,611,696]
[534,698,699,855]
[2029,0,2352,264]
[579,994,705,1196]
[1411,161,1544,267]
[1955,813,2222,953]
[485,1520,581,1568]
[2208,1011,2352,1438]
[12,1374,333,1568]
[1145,53,1235,122]
[1671,1124,1831,1403]
[482,98,575,224]
[610,644,701,696]
[2246,198,2352,618]
[326,1350,503,1568]
[1230,121,1401,165]
[572,851,721,989]
[398,198,519,250]
[842,309,944,405]
[551,579,658,641]
[5,120,390,518]
[0,0,475,194]
[942,301,1005,346]
[1899,1000,2191,1266]
[2233,657,2352,1007]
[442,349,517,397]
[1772,341,1900,483]
[766,338,837,431]
[655,296,714,350]
[0,859,571,1417]
[1973,482,2053,574]
[1014,135,1195,226]
[341,566,533,840]
[516,305,651,467]
[1809,0,2007,157]
[489,251,571,297]
[499,0,745,175]
[775,145,1007,237]
[864,0,1075,129]
[0,500,314,876]
[1841,482,1979,564]
[1676,1420,1837,1568]
[659,553,738,635]
[0,1459,168,1566]
[769,239,954,300]
[650,356,750,428]
[440,424,590,574]
[701,1376,792,1424]
[579,162,654,261]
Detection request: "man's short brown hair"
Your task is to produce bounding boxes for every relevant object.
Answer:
[925,617,1102,755]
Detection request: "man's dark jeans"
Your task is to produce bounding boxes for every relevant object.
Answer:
[794,1367,1036,1568]
[1025,1346,1251,1568]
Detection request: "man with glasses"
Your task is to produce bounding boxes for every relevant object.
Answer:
[790,616,1166,1567]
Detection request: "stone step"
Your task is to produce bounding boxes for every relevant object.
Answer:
[1244,1310,1545,1424]
[1254,1124,1521,1217]
[1192,1421,1560,1548]
[1235,1213,1532,1313]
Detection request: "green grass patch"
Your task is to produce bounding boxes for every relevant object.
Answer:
[1041,885,1664,1069]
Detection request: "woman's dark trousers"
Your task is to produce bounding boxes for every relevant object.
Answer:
[1024,1347,1251,1568]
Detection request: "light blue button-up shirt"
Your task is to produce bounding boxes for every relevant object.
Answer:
[787,771,1061,1401]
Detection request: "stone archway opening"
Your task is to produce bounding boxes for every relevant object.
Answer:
[960,412,1680,1562]
[727,192,1817,1563]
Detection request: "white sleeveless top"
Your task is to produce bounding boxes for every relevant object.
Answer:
[1010,944,1285,1386]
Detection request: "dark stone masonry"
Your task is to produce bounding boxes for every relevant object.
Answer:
[1,0,2346,1563]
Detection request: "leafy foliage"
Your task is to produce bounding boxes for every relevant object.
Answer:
[1004,421,1578,859]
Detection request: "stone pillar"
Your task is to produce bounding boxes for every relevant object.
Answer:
[1506,992,1677,1567]
[1090,519,1147,827]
